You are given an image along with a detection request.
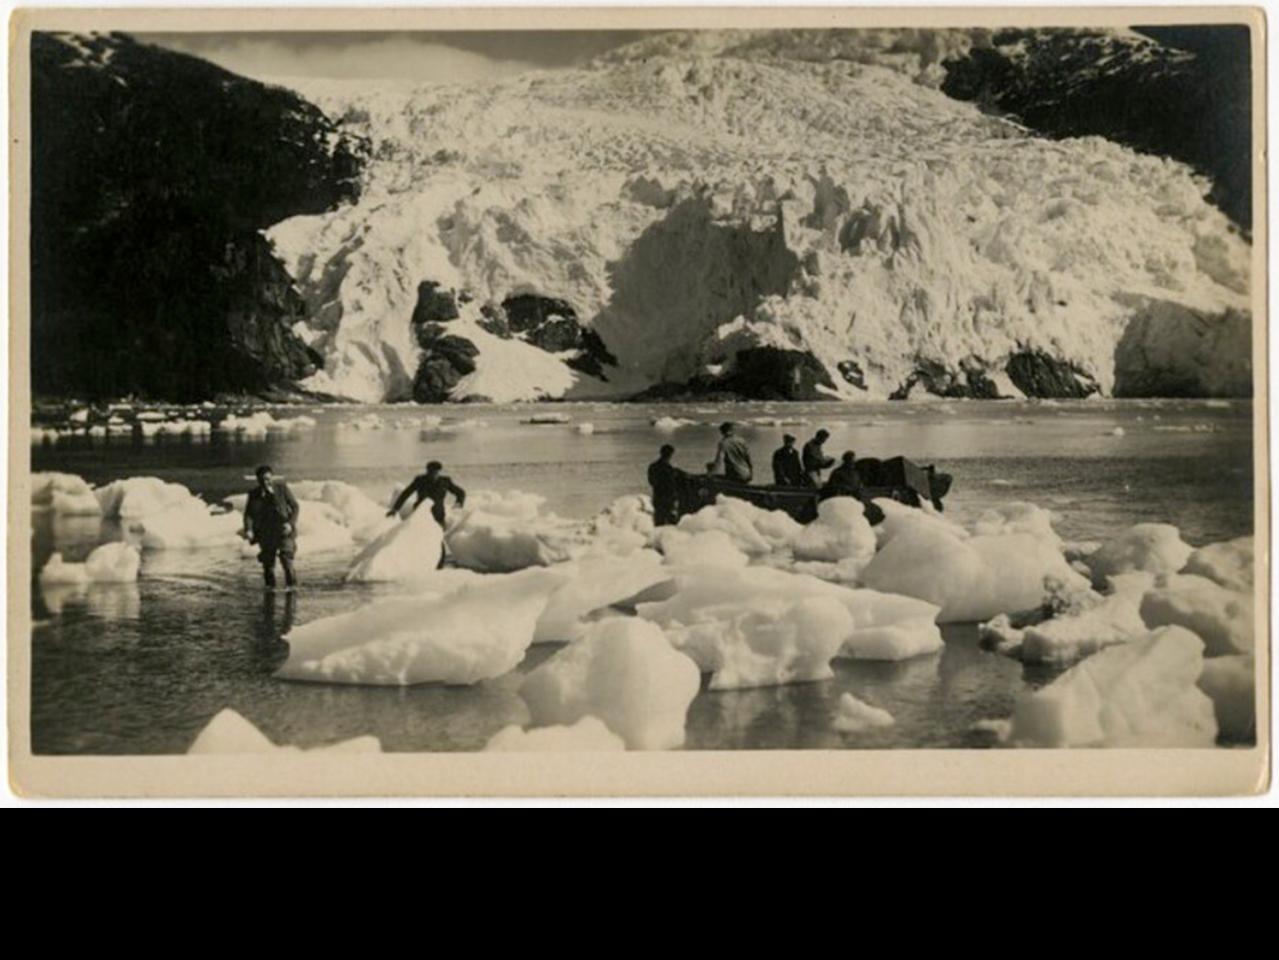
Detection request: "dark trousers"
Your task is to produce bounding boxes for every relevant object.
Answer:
[653,497,679,527]
[260,544,297,588]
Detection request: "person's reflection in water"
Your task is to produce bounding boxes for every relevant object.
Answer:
[257,591,297,650]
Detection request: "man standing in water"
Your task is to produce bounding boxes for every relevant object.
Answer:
[243,464,301,591]
[771,434,804,486]
[710,422,753,483]
[387,460,467,528]
[648,444,682,526]
[802,429,836,487]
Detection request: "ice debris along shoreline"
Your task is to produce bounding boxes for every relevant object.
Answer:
[34,470,1257,750]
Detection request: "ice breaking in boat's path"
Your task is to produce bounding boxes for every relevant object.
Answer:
[29,400,1255,753]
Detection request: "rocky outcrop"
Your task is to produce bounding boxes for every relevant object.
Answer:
[1005,350,1099,399]
[31,31,365,400]
[890,360,1002,400]
[632,347,836,402]
[411,323,480,404]
[941,27,1253,228]
[497,295,617,379]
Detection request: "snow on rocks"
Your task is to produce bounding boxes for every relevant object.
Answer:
[277,568,566,686]
[832,693,896,733]
[187,709,381,754]
[1006,626,1218,748]
[31,472,101,515]
[1139,573,1253,657]
[662,595,852,690]
[520,617,701,750]
[860,513,1088,623]
[345,505,444,582]
[1196,655,1255,741]
[1084,523,1194,584]
[483,717,626,752]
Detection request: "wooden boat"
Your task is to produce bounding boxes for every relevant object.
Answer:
[669,456,952,526]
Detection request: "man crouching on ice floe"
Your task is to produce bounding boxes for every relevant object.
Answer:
[388,460,467,528]
[243,464,300,591]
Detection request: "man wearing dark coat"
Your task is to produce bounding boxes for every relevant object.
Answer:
[771,434,805,486]
[388,461,467,528]
[243,464,301,590]
[648,444,682,526]
[802,429,836,487]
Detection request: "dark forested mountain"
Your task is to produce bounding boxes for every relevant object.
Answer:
[31,31,367,400]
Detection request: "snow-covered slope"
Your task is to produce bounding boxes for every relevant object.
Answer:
[266,30,1251,403]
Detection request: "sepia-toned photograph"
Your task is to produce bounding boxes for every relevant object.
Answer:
[7,5,1268,799]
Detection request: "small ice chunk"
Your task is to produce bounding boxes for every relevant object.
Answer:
[346,506,444,582]
[664,595,852,690]
[1007,626,1218,748]
[657,528,750,569]
[832,693,896,733]
[95,476,195,519]
[576,422,596,435]
[187,709,381,754]
[533,550,671,643]
[1139,574,1253,657]
[84,542,141,582]
[1180,536,1254,592]
[278,568,565,686]
[520,617,701,750]
[791,496,876,565]
[446,491,584,572]
[134,501,243,550]
[525,412,571,424]
[652,416,696,431]
[1085,523,1194,583]
[675,497,803,556]
[39,552,90,586]
[32,472,100,513]
[483,717,626,752]
[969,502,1062,548]
[1197,655,1255,741]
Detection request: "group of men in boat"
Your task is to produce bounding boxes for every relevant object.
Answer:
[647,422,866,526]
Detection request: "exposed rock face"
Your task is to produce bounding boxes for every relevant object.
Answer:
[942,27,1253,228]
[1005,350,1099,399]
[498,295,617,379]
[633,347,835,402]
[411,281,460,326]
[890,360,1002,400]
[31,31,364,400]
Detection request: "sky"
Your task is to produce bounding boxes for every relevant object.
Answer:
[142,31,654,83]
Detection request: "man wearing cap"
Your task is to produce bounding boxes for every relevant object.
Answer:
[771,434,805,486]
[802,429,836,487]
[243,464,301,591]
[710,421,753,483]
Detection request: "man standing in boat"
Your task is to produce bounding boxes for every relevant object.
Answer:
[648,444,681,526]
[243,464,300,591]
[771,434,805,486]
[802,429,836,487]
[387,460,467,528]
[711,421,753,483]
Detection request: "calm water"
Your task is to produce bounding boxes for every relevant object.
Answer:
[28,399,1255,754]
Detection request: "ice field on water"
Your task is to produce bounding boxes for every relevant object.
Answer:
[29,398,1255,754]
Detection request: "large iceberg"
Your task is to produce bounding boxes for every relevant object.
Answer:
[520,617,701,750]
[276,568,565,685]
[1007,626,1218,748]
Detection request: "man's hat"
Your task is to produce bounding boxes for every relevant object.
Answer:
[783,433,796,443]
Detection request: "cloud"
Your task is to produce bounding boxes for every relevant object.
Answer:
[153,35,542,84]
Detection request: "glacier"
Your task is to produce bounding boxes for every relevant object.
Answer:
[260,30,1251,404]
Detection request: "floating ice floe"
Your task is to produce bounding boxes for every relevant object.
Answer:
[1197,655,1255,741]
[187,709,381,754]
[969,502,1063,549]
[1181,535,1253,592]
[591,494,656,546]
[657,528,750,569]
[520,617,701,750]
[277,568,565,686]
[663,595,852,690]
[1084,523,1194,583]
[638,565,942,662]
[652,416,697,431]
[790,496,876,566]
[483,717,626,752]
[1006,626,1218,748]
[576,422,596,435]
[346,506,444,582]
[284,480,393,541]
[222,411,316,437]
[39,542,141,586]
[675,497,803,556]
[135,500,243,550]
[525,412,571,424]
[31,472,101,515]
[445,490,592,572]
[1139,573,1253,657]
[533,550,671,643]
[861,514,1087,623]
[832,693,896,733]
[95,476,194,518]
